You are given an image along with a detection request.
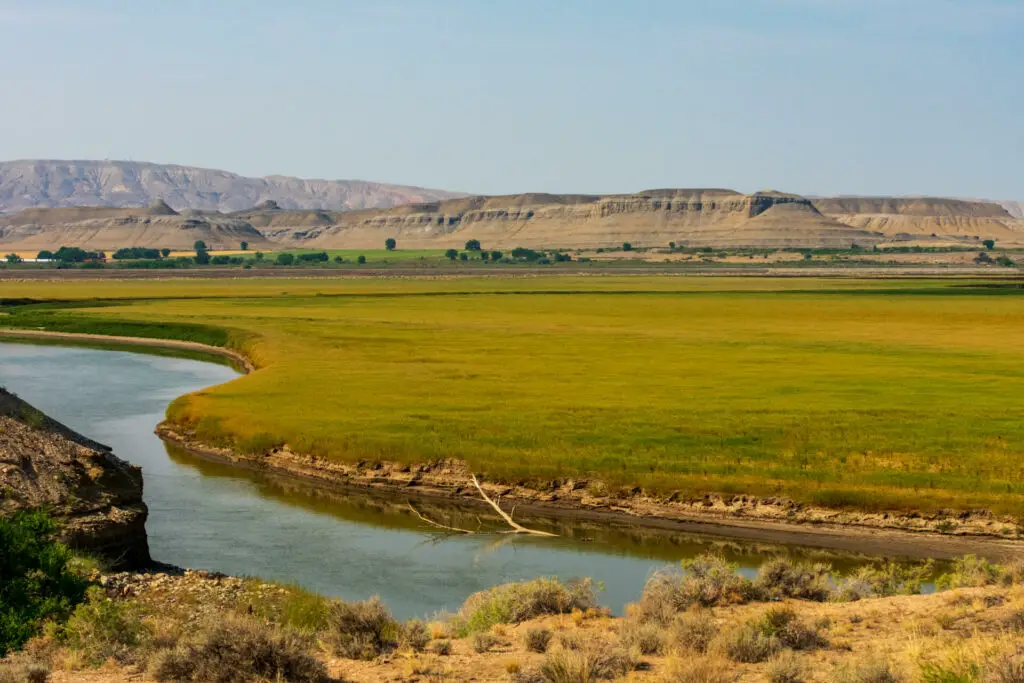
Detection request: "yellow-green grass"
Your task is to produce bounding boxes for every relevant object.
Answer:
[2,276,1024,517]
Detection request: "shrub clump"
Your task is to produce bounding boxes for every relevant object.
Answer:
[457,577,596,634]
[324,596,399,660]
[766,651,805,683]
[831,657,903,683]
[0,510,90,657]
[149,617,326,683]
[668,609,719,653]
[754,607,826,651]
[663,654,736,683]
[712,622,780,664]
[59,587,149,666]
[936,555,1002,589]
[472,632,499,653]
[0,657,50,683]
[540,645,634,682]
[635,555,754,623]
[399,619,430,652]
[754,559,833,601]
[832,561,933,602]
[524,627,553,653]
[617,618,664,655]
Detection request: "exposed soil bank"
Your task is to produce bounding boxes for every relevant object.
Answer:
[5,327,1024,561]
[157,424,1024,562]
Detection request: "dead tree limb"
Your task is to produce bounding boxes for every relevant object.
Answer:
[406,474,557,537]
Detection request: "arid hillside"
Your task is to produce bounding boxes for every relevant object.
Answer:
[267,189,886,249]
[812,196,1024,244]
[0,159,464,213]
[0,200,271,251]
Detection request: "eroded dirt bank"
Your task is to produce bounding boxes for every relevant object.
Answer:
[157,423,1024,561]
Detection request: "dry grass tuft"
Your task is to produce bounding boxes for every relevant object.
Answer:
[323,596,399,660]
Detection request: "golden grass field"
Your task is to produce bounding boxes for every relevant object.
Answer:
[2,276,1024,516]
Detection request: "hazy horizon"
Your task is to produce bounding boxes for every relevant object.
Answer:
[0,0,1020,199]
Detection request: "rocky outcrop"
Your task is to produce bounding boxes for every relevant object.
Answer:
[0,388,150,568]
[271,189,885,249]
[0,210,271,251]
[0,159,464,213]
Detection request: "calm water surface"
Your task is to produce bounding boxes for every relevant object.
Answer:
[0,342,884,618]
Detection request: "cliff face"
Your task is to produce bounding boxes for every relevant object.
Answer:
[271,189,884,249]
[0,388,150,568]
[0,160,465,213]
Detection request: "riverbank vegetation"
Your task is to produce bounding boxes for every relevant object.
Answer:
[2,276,1024,520]
[3,515,1024,682]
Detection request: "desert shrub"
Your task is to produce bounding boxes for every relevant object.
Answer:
[524,627,553,653]
[0,657,50,683]
[767,651,805,683]
[540,646,633,682]
[324,596,399,660]
[399,619,430,652]
[457,578,596,635]
[663,654,736,683]
[712,623,780,663]
[635,555,753,623]
[832,658,903,683]
[832,561,933,601]
[754,607,826,651]
[755,559,833,601]
[472,632,498,653]
[430,639,452,655]
[668,609,718,653]
[987,652,1024,683]
[0,510,91,657]
[149,617,325,683]
[59,587,148,666]
[936,555,1000,589]
[617,618,663,655]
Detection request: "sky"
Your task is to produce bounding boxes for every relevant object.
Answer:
[0,0,1021,198]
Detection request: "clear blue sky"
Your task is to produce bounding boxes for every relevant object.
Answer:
[1,0,1020,198]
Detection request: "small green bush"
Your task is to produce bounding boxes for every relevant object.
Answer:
[936,555,1000,589]
[60,586,149,665]
[617,618,663,655]
[430,639,452,656]
[324,597,399,660]
[754,607,826,651]
[457,578,596,635]
[832,561,933,602]
[524,627,552,653]
[0,510,90,657]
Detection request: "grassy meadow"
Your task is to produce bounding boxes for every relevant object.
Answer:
[2,276,1024,517]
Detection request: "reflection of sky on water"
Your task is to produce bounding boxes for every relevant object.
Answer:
[0,342,892,618]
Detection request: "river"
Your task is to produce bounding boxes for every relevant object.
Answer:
[0,341,886,619]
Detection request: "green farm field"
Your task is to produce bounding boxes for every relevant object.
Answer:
[2,276,1024,517]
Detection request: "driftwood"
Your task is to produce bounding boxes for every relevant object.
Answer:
[407,474,557,537]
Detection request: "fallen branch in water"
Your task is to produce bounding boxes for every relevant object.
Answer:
[407,474,557,537]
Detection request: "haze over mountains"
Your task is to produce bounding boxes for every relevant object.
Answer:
[0,160,1021,251]
[0,160,464,213]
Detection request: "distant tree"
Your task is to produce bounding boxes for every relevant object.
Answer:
[803,252,813,260]
[385,238,397,251]
[5,253,22,264]
[668,242,676,251]
[193,240,208,251]
[464,239,482,251]
[211,255,231,265]
[975,251,994,265]
[333,255,343,263]
[53,247,94,263]
[240,241,249,251]
[480,251,490,262]
[160,248,171,258]
[275,252,295,266]
[357,255,366,264]
[490,250,503,262]
[622,242,632,251]
[194,249,211,265]
[554,252,572,262]
[983,239,995,250]
[459,252,469,261]
[255,251,265,261]
[36,250,54,260]
[510,247,542,261]
[445,249,459,261]
[995,255,1016,267]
